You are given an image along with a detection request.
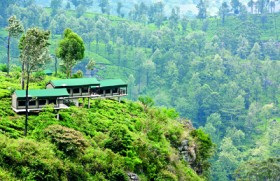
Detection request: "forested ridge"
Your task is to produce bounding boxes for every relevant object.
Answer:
[0,0,280,180]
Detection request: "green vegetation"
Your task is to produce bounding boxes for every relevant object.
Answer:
[56,28,85,78]
[19,27,51,136]
[6,15,24,75]
[0,72,211,180]
[0,0,280,180]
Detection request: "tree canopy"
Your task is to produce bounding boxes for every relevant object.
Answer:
[56,28,85,78]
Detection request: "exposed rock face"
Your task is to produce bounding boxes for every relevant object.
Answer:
[179,139,196,164]
[127,172,140,181]
[178,120,197,165]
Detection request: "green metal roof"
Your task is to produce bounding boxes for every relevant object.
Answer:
[43,69,53,75]
[91,79,127,88]
[49,78,100,87]
[15,88,69,98]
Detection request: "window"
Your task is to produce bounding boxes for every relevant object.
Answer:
[112,88,118,93]
[18,100,25,107]
[92,88,100,94]
[49,99,56,105]
[73,88,80,94]
[105,89,111,94]
[82,87,88,93]
[29,100,36,106]
[67,89,71,94]
[120,88,126,94]
[39,99,46,106]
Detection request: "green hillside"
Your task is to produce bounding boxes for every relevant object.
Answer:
[0,72,213,180]
[1,1,280,180]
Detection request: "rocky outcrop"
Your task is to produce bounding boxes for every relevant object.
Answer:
[127,172,140,181]
[178,139,197,165]
[178,120,197,165]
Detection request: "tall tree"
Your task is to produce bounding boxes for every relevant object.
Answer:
[126,74,135,99]
[19,28,51,136]
[237,35,250,59]
[70,0,93,8]
[197,0,207,20]
[231,0,240,14]
[6,15,24,75]
[181,16,189,32]
[169,7,180,30]
[142,59,155,87]
[248,0,255,14]
[99,0,110,14]
[219,2,230,25]
[216,137,243,180]
[86,59,95,76]
[248,42,261,60]
[50,0,62,16]
[238,4,249,21]
[148,2,164,26]
[117,2,123,17]
[203,113,223,144]
[82,32,95,51]
[256,0,270,14]
[56,28,85,78]
[235,158,280,180]
[269,0,276,13]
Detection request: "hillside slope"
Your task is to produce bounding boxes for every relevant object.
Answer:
[0,72,213,180]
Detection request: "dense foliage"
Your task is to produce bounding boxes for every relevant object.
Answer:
[56,28,85,78]
[0,73,212,180]
[0,0,280,180]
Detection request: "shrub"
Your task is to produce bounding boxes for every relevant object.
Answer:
[155,170,178,181]
[44,125,89,157]
[64,160,89,180]
[0,117,23,138]
[71,70,83,78]
[0,135,66,180]
[138,96,154,111]
[0,64,7,72]
[0,167,17,181]
[108,169,129,181]
[81,148,127,180]
[32,71,46,82]
[190,129,214,176]
[104,124,133,155]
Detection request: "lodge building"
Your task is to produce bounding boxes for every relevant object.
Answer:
[12,78,128,113]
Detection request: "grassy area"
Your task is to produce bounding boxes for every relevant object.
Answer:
[96,65,135,80]
[86,48,112,64]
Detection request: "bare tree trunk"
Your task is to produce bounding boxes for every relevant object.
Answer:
[21,63,25,90]
[7,34,10,75]
[66,60,70,78]
[55,56,58,77]
[24,69,30,136]
[69,67,72,78]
